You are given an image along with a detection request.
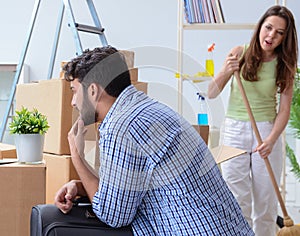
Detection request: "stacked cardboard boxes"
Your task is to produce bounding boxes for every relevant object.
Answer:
[120,50,148,94]
[15,50,149,203]
[15,78,79,204]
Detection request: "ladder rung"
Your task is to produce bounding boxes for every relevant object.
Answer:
[72,23,105,35]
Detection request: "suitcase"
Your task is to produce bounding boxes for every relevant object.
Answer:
[30,201,133,236]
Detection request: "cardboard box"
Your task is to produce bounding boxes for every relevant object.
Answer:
[133,82,148,94]
[44,139,99,204]
[16,79,73,155]
[59,51,135,77]
[192,125,209,145]
[0,163,45,236]
[59,61,68,79]
[0,143,17,159]
[44,153,79,204]
[84,140,100,172]
[60,67,138,84]
[129,68,138,83]
[120,50,135,69]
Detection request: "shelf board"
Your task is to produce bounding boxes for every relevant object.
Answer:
[176,73,212,83]
[183,76,212,83]
[182,23,256,30]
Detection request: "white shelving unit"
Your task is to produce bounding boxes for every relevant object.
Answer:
[182,23,256,31]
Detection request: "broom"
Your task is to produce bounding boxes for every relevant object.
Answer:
[234,71,300,236]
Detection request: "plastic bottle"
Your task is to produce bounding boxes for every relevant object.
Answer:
[206,43,215,77]
[197,93,208,125]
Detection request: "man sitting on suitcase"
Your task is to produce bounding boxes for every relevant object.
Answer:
[54,45,254,236]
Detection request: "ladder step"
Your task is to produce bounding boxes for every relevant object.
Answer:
[0,0,109,141]
[71,23,105,35]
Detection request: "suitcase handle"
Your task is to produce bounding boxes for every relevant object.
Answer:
[73,196,91,206]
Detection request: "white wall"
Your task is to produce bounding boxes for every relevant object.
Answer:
[0,0,299,125]
[1,0,300,221]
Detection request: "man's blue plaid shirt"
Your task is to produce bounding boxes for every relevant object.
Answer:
[92,85,254,236]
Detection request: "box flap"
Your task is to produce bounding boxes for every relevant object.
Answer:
[0,159,18,165]
[0,143,17,159]
[211,145,246,164]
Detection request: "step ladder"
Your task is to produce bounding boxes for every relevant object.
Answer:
[0,0,108,142]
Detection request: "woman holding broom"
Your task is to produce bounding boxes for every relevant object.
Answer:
[208,5,298,236]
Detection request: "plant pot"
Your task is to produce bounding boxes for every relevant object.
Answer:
[14,134,45,164]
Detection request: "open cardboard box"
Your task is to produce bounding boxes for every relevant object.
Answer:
[211,145,246,164]
[192,125,246,164]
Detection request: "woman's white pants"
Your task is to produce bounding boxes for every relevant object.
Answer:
[220,118,282,236]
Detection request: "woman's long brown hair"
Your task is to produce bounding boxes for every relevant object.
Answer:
[239,5,298,93]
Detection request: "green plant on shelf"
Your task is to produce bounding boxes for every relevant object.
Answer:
[9,107,50,135]
[286,67,300,181]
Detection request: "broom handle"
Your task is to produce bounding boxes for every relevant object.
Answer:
[234,71,288,217]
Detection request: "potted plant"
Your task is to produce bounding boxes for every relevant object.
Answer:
[9,107,50,164]
[286,67,300,181]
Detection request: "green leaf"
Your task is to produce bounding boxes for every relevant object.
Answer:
[288,67,300,139]
[9,106,50,134]
[286,144,300,181]
[286,68,300,181]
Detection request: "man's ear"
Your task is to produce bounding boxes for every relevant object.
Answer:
[88,83,102,101]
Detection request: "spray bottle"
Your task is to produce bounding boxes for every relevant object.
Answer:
[206,43,215,77]
[197,92,208,125]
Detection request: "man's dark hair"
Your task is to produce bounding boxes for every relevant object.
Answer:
[63,45,131,97]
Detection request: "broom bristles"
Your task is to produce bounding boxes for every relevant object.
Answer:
[277,225,300,236]
[277,216,300,236]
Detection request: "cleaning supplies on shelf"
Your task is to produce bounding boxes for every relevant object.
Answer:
[206,43,215,77]
[197,92,208,125]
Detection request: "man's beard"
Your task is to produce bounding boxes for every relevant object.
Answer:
[80,95,98,126]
